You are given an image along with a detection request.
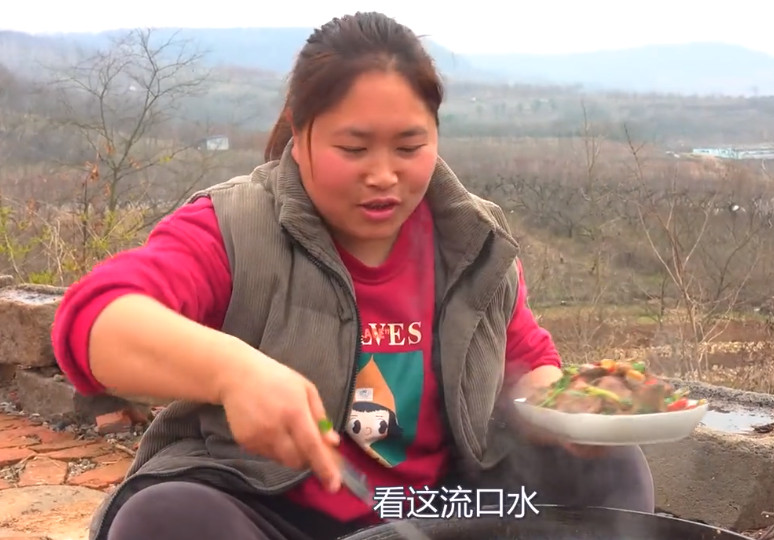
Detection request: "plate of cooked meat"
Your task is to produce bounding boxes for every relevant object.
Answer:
[513,359,709,445]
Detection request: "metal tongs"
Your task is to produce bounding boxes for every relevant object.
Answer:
[318,418,372,502]
[319,419,431,540]
[334,446,375,504]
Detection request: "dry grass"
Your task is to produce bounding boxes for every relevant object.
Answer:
[537,304,774,394]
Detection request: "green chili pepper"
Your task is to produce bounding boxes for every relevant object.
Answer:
[665,388,689,405]
[585,386,621,402]
[565,365,580,376]
[538,372,574,407]
[318,418,333,433]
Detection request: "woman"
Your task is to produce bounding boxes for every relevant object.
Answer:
[51,11,654,540]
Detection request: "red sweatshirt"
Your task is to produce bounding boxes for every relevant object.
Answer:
[51,195,561,522]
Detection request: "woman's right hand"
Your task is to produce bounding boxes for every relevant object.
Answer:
[216,343,342,493]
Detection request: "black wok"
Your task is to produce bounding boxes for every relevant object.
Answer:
[339,505,749,539]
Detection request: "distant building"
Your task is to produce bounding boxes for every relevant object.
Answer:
[691,145,774,160]
[196,135,229,151]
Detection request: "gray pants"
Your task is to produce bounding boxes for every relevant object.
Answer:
[106,444,654,540]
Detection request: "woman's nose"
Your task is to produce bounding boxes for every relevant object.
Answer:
[365,160,398,189]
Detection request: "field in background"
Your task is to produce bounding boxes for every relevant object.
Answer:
[2,29,774,393]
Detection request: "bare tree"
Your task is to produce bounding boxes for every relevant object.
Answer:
[0,64,31,174]
[547,105,624,362]
[0,28,228,283]
[627,134,765,376]
[49,28,212,215]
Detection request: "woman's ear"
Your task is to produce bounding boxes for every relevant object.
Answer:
[288,110,301,162]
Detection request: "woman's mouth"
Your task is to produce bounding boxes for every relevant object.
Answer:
[362,201,396,210]
[359,199,399,221]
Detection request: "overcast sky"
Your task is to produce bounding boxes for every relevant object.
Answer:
[3,0,771,56]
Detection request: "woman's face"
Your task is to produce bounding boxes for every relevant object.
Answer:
[291,70,438,266]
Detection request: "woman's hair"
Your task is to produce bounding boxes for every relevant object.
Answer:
[264,11,444,162]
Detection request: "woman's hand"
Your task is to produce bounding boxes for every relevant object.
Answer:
[507,365,608,459]
[216,343,342,492]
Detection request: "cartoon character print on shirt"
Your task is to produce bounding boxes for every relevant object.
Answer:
[347,356,404,467]
[346,323,424,468]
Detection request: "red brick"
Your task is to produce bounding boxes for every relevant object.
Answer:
[17,456,68,486]
[1,425,53,441]
[93,452,130,465]
[0,425,71,448]
[29,438,95,452]
[35,429,74,444]
[96,410,133,434]
[0,447,35,466]
[68,461,130,489]
[0,435,38,449]
[0,425,40,439]
[45,443,111,460]
[0,416,31,430]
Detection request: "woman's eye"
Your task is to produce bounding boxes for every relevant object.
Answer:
[335,144,425,155]
[398,145,425,154]
[336,146,366,154]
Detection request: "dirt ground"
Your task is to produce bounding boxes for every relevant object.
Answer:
[0,410,140,539]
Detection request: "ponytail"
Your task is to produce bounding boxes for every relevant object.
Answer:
[264,106,293,162]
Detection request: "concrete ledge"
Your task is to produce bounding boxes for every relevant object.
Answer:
[666,377,774,408]
[644,381,774,532]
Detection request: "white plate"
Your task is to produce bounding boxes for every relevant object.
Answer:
[512,399,709,446]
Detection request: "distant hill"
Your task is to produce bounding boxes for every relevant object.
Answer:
[467,42,774,96]
[2,28,774,96]
[39,28,495,84]
[0,30,89,78]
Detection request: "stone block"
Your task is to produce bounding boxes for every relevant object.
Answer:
[0,364,16,384]
[14,367,150,425]
[0,285,65,368]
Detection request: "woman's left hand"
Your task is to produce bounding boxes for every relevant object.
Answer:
[561,442,608,459]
